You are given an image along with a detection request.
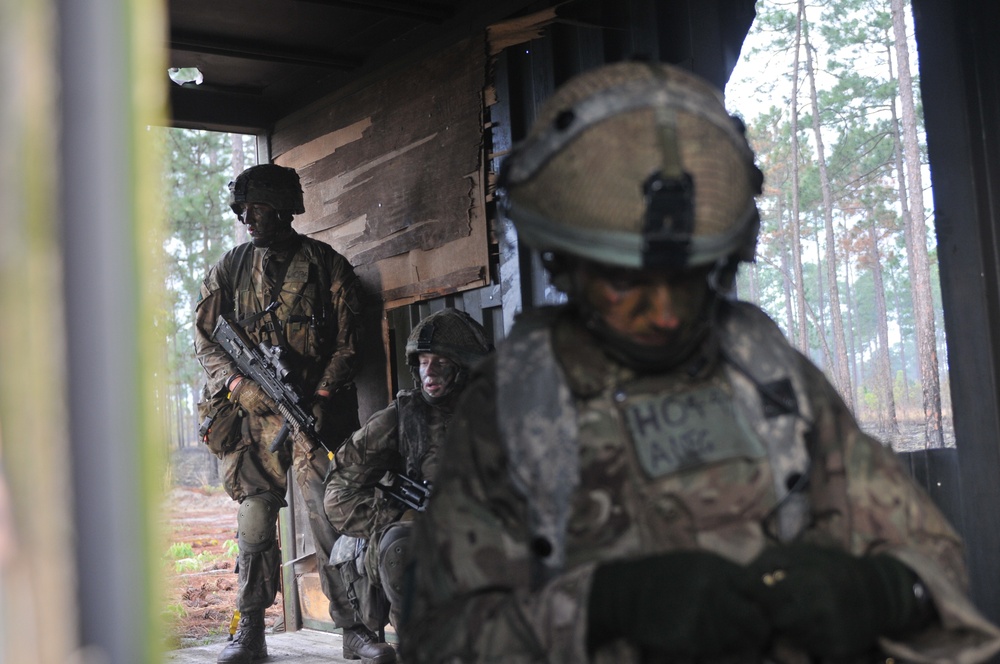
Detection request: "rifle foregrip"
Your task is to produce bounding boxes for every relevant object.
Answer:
[269,422,291,453]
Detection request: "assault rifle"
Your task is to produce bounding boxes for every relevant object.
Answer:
[378,471,432,512]
[213,312,328,453]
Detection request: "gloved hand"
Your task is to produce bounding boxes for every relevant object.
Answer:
[229,378,277,416]
[745,543,930,659]
[311,395,328,434]
[587,550,770,659]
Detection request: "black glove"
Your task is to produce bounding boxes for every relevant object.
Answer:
[587,550,770,659]
[745,543,931,659]
[229,378,277,416]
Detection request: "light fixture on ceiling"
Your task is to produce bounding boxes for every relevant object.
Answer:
[167,67,204,86]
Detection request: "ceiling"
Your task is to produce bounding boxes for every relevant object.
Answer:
[167,0,538,134]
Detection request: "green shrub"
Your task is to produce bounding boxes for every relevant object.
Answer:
[166,542,196,559]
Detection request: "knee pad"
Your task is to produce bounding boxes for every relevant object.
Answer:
[378,523,412,601]
[237,494,280,554]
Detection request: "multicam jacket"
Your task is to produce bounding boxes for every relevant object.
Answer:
[402,301,1000,664]
[195,236,362,398]
[194,235,363,499]
[325,389,452,586]
[325,389,450,540]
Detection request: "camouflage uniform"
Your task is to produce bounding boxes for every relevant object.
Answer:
[194,233,362,623]
[325,389,450,626]
[326,389,447,558]
[325,308,492,630]
[402,302,1000,664]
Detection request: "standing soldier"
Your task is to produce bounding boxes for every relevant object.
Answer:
[401,62,1000,663]
[324,309,492,634]
[194,164,394,664]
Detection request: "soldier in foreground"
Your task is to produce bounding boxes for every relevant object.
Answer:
[324,309,492,634]
[401,62,1000,663]
[194,164,394,664]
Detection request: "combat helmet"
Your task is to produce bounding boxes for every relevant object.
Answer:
[498,61,763,274]
[228,164,306,215]
[405,309,492,398]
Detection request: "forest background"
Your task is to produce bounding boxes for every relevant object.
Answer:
[156,0,951,471]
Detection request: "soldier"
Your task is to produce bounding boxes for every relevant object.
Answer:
[401,62,1000,663]
[324,309,492,634]
[194,164,394,664]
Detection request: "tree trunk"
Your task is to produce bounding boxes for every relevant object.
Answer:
[871,222,900,434]
[791,2,809,354]
[844,256,860,413]
[890,0,943,447]
[777,195,797,337]
[803,1,851,400]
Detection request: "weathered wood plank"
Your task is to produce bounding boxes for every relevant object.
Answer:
[273,34,489,308]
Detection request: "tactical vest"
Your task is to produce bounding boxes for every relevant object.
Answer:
[395,389,452,482]
[496,301,813,584]
[227,238,336,388]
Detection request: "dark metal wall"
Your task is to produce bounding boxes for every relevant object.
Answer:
[913,0,1000,631]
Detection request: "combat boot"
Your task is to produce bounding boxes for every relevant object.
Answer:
[217,610,267,663]
[342,625,396,664]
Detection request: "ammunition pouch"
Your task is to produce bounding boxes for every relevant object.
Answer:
[330,536,389,631]
[197,388,245,456]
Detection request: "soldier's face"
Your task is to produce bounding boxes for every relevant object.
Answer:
[418,353,457,399]
[238,202,289,247]
[577,262,713,347]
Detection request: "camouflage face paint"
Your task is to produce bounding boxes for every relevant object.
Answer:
[418,352,457,400]
[576,262,713,348]
[238,202,291,247]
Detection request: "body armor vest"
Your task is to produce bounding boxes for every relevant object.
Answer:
[497,301,812,585]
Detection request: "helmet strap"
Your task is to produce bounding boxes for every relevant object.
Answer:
[708,254,741,295]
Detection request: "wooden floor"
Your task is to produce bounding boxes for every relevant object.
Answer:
[165,627,398,664]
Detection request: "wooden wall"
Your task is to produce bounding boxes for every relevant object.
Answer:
[269,33,492,421]
[271,35,491,311]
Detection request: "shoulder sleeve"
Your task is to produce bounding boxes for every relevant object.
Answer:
[801,355,1000,662]
[324,403,404,537]
[193,248,242,395]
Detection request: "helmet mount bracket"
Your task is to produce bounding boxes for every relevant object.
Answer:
[642,170,694,268]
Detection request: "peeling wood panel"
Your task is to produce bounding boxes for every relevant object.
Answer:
[295,573,332,626]
[272,35,490,308]
[486,6,558,56]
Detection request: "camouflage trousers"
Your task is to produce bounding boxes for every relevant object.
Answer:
[223,399,360,625]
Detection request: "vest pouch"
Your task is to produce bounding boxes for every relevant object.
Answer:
[197,392,244,456]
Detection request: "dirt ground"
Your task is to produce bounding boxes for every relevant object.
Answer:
[160,485,283,651]
[863,419,956,452]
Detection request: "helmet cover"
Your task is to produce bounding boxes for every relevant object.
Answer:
[499,61,763,271]
[228,164,306,215]
[405,309,492,370]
